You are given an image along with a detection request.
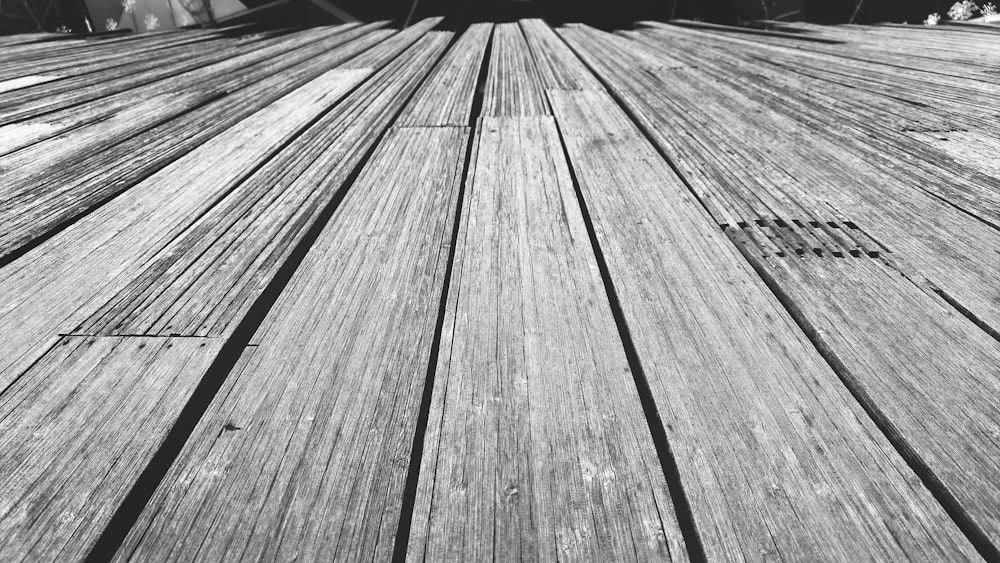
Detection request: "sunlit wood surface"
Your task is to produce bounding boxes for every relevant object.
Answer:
[1,18,998,562]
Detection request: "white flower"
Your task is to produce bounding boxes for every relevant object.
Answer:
[143,13,160,30]
[55,25,71,33]
[105,18,119,30]
[924,12,941,25]
[947,1,978,20]
[983,3,998,16]
[122,0,135,13]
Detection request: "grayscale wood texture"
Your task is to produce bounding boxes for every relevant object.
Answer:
[408,115,687,562]
[547,88,977,561]
[115,125,468,562]
[483,23,549,117]
[0,336,222,560]
[0,18,999,563]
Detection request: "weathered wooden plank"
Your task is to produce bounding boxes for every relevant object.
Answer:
[115,125,468,562]
[0,29,454,563]
[0,75,62,93]
[723,227,1000,555]
[74,33,453,338]
[0,39,255,124]
[0,25,390,261]
[0,25,254,83]
[546,88,977,560]
[0,67,371,391]
[396,23,492,127]
[565,24,1000,552]
[342,17,444,69]
[0,24,379,156]
[678,20,1000,79]
[627,25,1000,225]
[518,18,602,90]
[483,23,549,117]
[562,24,1000,340]
[0,336,222,561]
[408,115,686,561]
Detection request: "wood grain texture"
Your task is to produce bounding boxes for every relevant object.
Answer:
[408,116,686,561]
[562,23,1000,344]
[114,126,468,562]
[73,33,453,338]
[0,75,61,93]
[483,23,549,117]
[749,253,1000,553]
[547,88,977,561]
[0,26,276,82]
[518,19,602,90]
[0,36,259,124]
[0,67,370,391]
[0,336,222,561]
[1,20,999,562]
[0,24,378,156]
[342,17,443,69]
[396,23,492,127]
[0,24,391,261]
[627,24,1000,226]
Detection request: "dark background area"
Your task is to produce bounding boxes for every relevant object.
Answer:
[352,0,963,27]
[0,0,972,36]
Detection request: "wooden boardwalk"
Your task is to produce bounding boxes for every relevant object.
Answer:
[0,19,998,562]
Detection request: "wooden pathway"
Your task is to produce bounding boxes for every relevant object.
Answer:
[0,18,998,562]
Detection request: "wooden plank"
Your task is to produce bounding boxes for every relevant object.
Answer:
[0,67,371,391]
[482,23,549,117]
[518,18,602,90]
[0,30,452,563]
[546,88,976,560]
[342,17,443,69]
[0,37,259,124]
[568,26,1000,551]
[0,26,249,83]
[0,75,62,93]
[0,24,377,156]
[116,125,468,561]
[0,25,390,262]
[395,23,492,127]
[627,25,1000,225]
[408,115,686,561]
[0,336,223,561]
[745,252,1000,554]
[74,33,454,338]
[561,24,1000,340]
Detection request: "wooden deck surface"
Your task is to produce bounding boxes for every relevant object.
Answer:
[1,18,998,562]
